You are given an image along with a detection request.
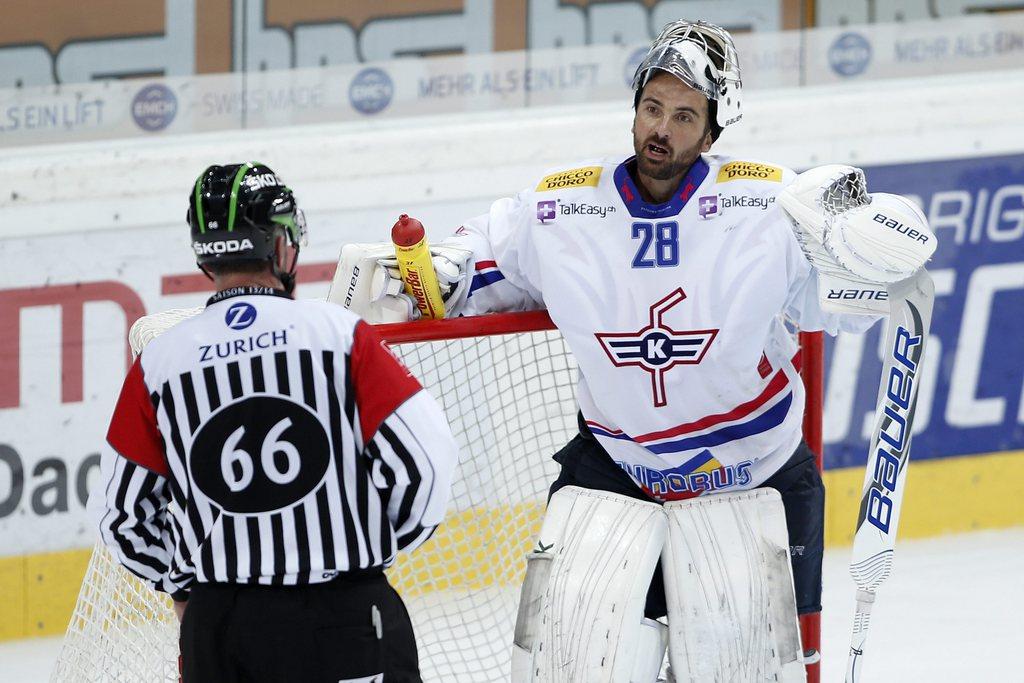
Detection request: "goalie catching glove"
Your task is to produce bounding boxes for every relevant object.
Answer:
[779,165,937,315]
[327,241,473,323]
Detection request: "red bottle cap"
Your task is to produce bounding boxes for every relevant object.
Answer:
[391,214,426,247]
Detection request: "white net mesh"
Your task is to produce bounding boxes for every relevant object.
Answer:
[818,167,870,216]
[52,311,578,682]
[127,307,203,355]
[385,324,576,681]
[50,546,181,682]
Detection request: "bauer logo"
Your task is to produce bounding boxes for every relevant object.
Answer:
[224,302,257,330]
[873,212,930,244]
[536,200,556,223]
[131,84,177,131]
[829,32,872,77]
[716,161,782,183]
[865,324,923,534]
[349,67,394,115]
[536,166,602,192]
[827,288,888,301]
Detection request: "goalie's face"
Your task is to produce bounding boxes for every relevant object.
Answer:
[632,72,713,188]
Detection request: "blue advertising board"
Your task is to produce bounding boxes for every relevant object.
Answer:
[824,153,1024,468]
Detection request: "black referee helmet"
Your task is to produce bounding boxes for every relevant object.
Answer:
[188,162,307,288]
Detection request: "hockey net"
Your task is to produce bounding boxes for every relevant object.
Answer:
[51,309,822,683]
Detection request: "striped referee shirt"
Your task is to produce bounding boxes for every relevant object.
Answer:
[91,287,457,598]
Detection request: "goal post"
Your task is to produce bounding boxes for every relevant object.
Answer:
[798,329,824,683]
[51,310,823,683]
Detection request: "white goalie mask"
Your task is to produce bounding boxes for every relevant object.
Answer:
[632,20,743,137]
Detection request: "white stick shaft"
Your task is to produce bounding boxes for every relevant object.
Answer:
[846,270,935,677]
[845,589,876,683]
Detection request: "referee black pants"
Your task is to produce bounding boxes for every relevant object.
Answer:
[550,417,826,618]
[180,570,421,683]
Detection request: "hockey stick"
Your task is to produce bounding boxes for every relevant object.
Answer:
[845,270,935,683]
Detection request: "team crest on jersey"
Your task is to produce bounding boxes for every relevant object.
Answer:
[595,289,718,407]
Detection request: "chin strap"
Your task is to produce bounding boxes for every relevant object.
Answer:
[272,234,300,296]
[278,271,296,296]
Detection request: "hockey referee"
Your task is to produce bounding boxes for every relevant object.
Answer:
[91,162,457,682]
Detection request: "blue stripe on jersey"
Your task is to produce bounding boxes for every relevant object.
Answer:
[645,393,793,454]
[590,392,793,454]
[468,270,506,297]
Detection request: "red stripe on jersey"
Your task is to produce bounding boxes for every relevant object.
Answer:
[475,260,498,271]
[106,357,169,477]
[633,367,791,444]
[351,320,423,444]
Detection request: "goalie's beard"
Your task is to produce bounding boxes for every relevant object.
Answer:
[633,133,706,183]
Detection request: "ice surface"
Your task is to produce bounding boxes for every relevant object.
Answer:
[1,528,1020,682]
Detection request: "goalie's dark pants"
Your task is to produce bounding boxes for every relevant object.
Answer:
[549,416,825,618]
[179,568,421,683]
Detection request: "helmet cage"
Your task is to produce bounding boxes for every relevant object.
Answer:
[241,187,309,249]
[632,20,743,131]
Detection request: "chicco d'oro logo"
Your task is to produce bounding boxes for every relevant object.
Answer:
[349,68,394,115]
[536,166,603,192]
[716,161,783,183]
[225,302,257,330]
[131,84,177,132]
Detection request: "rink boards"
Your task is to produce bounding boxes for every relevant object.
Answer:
[2,78,1023,643]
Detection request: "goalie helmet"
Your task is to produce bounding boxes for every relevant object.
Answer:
[632,20,743,141]
[187,161,307,280]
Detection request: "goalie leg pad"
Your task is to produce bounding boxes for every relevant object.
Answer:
[662,489,805,683]
[511,486,667,683]
[632,618,669,683]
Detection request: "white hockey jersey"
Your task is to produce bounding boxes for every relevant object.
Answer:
[453,154,875,501]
